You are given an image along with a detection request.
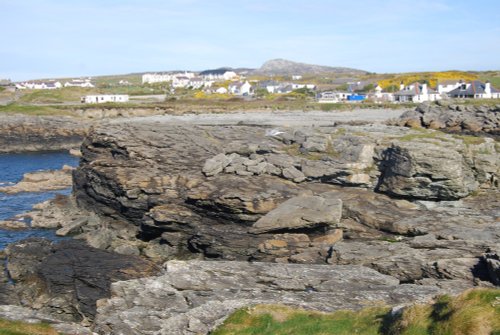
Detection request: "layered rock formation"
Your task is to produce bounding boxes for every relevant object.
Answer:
[393,101,500,136]
[71,121,498,287]
[0,114,89,153]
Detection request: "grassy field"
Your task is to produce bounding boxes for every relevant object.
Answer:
[0,319,58,335]
[0,103,75,116]
[212,288,500,335]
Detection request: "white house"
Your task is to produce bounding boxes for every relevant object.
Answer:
[215,87,228,94]
[188,77,213,89]
[394,83,441,103]
[142,72,195,84]
[200,69,238,81]
[292,75,302,80]
[228,81,253,96]
[447,81,500,99]
[317,91,352,103]
[437,80,462,94]
[370,84,395,102]
[172,76,191,88]
[64,79,95,88]
[81,94,129,104]
[291,83,316,90]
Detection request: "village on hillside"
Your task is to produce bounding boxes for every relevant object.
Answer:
[2,67,500,105]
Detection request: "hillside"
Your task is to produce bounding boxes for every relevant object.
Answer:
[254,58,367,76]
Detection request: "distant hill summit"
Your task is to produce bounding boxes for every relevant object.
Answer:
[255,58,367,75]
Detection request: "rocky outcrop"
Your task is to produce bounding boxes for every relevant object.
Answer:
[3,238,159,322]
[394,101,500,136]
[69,121,499,288]
[93,260,442,335]
[0,114,89,153]
[0,165,73,194]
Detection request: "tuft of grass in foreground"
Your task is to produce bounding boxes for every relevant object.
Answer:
[0,319,58,335]
[212,305,388,335]
[0,103,75,116]
[212,288,500,335]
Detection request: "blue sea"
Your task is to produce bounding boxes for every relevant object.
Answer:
[0,151,79,249]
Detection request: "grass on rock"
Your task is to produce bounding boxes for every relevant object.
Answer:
[212,288,500,335]
[0,319,58,335]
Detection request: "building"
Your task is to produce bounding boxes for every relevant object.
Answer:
[0,79,11,86]
[258,80,280,93]
[228,81,253,96]
[394,83,441,103]
[215,87,228,94]
[317,91,352,103]
[16,81,62,90]
[172,76,191,88]
[199,69,238,81]
[81,94,129,104]
[188,77,210,89]
[369,84,395,102]
[142,72,195,84]
[64,79,95,88]
[447,81,500,99]
[437,80,462,94]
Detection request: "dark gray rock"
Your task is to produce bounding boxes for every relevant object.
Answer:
[3,238,158,322]
[378,141,478,200]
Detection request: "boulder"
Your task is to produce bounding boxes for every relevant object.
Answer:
[251,193,342,234]
[378,141,477,200]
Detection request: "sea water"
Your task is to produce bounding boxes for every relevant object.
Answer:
[0,151,79,249]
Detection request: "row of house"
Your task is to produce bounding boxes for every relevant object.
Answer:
[257,81,316,94]
[142,70,239,88]
[15,78,96,90]
[318,80,500,103]
[204,79,317,96]
[16,81,63,90]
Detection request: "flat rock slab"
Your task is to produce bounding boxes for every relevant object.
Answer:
[251,193,342,233]
[0,167,73,194]
[94,260,442,335]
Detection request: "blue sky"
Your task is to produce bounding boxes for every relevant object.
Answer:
[1,0,499,80]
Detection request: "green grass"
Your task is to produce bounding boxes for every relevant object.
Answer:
[397,128,452,143]
[212,305,388,335]
[452,134,486,146]
[212,288,500,335]
[17,87,96,104]
[0,103,75,116]
[0,319,58,335]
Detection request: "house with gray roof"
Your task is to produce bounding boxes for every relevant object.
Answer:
[394,82,441,103]
[447,81,500,99]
